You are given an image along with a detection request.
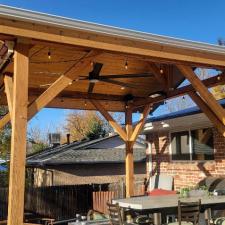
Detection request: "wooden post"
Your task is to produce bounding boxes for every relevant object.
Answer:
[7,43,29,225]
[125,107,134,197]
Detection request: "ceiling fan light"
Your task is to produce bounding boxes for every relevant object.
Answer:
[149,93,161,98]
[89,79,99,83]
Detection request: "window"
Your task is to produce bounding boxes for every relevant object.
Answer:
[171,128,214,161]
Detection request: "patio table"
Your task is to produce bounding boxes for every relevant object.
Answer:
[113,195,225,225]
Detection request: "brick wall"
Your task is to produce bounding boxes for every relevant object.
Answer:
[146,128,225,191]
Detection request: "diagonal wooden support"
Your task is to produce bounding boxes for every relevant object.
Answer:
[125,107,134,197]
[0,50,100,130]
[177,65,225,126]
[148,62,166,87]
[131,103,152,142]
[91,100,127,141]
[189,92,225,137]
[4,74,14,117]
[7,43,29,225]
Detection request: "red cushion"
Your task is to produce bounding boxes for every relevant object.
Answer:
[147,189,176,196]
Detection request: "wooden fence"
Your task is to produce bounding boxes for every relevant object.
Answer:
[0,181,144,221]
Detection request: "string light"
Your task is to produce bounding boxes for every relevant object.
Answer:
[160,65,164,74]
[121,86,125,90]
[217,76,221,81]
[125,61,128,70]
[84,100,87,106]
[48,49,51,60]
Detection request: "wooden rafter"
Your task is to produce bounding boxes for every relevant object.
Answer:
[3,74,13,117]
[177,65,225,126]
[131,73,225,108]
[131,104,152,142]
[7,43,29,225]
[0,50,100,130]
[91,100,127,141]
[189,92,225,137]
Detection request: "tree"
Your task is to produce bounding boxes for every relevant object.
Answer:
[64,110,115,141]
[27,126,49,154]
[0,106,11,159]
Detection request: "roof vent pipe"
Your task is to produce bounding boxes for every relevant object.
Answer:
[66,133,71,144]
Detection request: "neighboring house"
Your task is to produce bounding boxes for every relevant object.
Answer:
[27,134,147,187]
[143,99,225,191]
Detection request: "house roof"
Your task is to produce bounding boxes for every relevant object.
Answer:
[144,99,225,133]
[0,165,6,171]
[27,134,146,167]
[150,98,225,123]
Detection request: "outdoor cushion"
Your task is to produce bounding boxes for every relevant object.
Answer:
[149,174,174,191]
[147,188,177,196]
[168,221,193,225]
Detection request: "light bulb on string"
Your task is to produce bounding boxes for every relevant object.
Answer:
[48,49,51,60]
[125,61,128,70]
[159,65,164,74]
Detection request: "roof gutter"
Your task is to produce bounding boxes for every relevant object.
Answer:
[0,5,225,55]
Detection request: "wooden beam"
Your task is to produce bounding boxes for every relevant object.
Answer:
[131,104,152,142]
[177,65,225,126]
[148,62,166,87]
[0,50,100,130]
[1,19,225,67]
[91,100,127,141]
[131,73,225,108]
[125,107,134,197]
[7,43,29,225]
[189,92,225,137]
[4,75,13,117]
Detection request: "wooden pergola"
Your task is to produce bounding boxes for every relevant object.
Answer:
[0,5,225,225]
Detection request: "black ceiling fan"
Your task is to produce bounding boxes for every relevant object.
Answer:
[78,62,154,94]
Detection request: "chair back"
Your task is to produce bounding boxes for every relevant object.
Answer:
[107,202,123,225]
[178,200,201,225]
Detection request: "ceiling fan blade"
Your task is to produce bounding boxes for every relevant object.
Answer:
[101,79,140,89]
[88,82,95,93]
[89,62,103,81]
[79,73,153,81]
[99,73,153,79]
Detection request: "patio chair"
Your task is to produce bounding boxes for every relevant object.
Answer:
[107,202,152,225]
[168,200,201,225]
[107,202,124,225]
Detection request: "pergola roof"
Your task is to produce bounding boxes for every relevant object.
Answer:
[1,5,225,213]
[0,5,225,112]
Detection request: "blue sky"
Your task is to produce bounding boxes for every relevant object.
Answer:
[1,0,224,132]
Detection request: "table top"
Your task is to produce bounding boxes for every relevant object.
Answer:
[113,195,225,210]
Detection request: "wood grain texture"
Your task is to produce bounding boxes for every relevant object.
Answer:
[3,75,13,117]
[177,65,225,126]
[7,43,29,225]
[125,108,134,197]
